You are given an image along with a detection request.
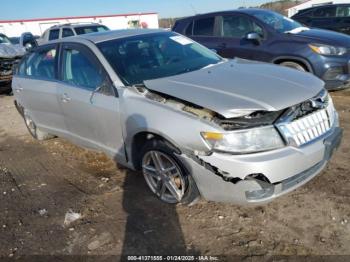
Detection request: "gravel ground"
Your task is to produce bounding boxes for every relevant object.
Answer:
[0,89,349,261]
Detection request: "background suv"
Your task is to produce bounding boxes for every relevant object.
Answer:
[37,23,109,44]
[173,9,350,90]
[292,4,350,35]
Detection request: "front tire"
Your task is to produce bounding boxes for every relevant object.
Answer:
[140,139,199,205]
[23,110,55,141]
[279,61,306,72]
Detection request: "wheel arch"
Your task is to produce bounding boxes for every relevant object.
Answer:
[272,56,314,73]
[130,130,182,170]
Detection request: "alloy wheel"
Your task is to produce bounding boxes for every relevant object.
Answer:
[142,150,187,204]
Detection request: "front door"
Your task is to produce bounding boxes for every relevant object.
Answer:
[216,14,270,61]
[57,43,125,159]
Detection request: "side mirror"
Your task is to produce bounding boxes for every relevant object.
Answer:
[20,32,38,51]
[245,32,262,45]
[24,43,33,51]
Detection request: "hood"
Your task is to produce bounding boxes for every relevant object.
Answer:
[289,28,350,47]
[144,60,324,118]
[0,43,25,58]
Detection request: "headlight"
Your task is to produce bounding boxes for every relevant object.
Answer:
[309,43,347,56]
[201,126,284,154]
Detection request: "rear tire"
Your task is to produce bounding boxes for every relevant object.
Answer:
[140,139,200,205]
[23,110,55,141]
[279,61,306,72]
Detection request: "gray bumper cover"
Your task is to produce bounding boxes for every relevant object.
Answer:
[179,127,343,204]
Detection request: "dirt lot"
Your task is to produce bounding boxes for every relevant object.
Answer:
[0,89,349,261]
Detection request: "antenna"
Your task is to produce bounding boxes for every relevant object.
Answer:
[190,4,197,15]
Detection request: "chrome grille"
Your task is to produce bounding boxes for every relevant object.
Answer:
[277,96,335,147]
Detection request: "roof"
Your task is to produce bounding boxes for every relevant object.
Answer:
[50,22,103,29]
[176,8,276,21]
[0,12,157,24]
[58,29,167,44]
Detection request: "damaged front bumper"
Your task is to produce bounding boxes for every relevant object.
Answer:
[179,127,343,204]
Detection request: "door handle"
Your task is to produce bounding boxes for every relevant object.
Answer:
[14,87,23,93]
[61,93,71,103]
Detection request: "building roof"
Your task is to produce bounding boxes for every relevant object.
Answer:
[286,0,312,10]
[0,12,157,24]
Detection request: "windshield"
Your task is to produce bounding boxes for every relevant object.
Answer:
[0,34,11,44]
[252,11,305,33]
[74,25,109,35]
[98,32,223,86]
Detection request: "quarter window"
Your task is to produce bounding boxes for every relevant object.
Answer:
[62,28,74,38]
[222,16,263,38]
[193,17,215,36]
[62,47,103,91]
[24,47,57,79]
[48,29,60,40]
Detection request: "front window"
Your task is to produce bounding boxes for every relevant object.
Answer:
[0,34,11,44]
[222,15,263,38]
[97,32,222,86]
[252,11,304,33]
[336,6,350,17]
[74,25,109,35]
[62,47,103,90]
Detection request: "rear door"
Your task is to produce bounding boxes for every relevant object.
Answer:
[185,16,223,52]
[57,42,124,158]
[13,44,65,133]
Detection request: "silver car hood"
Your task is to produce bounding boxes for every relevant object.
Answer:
[144,59,324,118]
[0,43,25,58]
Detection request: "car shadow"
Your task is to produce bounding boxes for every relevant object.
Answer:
[119,114,199,257]
[120,167,192,255]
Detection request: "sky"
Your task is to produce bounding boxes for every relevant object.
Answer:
[0,0,273,20]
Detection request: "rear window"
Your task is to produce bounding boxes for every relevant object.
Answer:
[49,29,60,41]
[74,25,109,35]
[62,28,75,38]
[313,6,336,17]
[193,17,215,36]
[20,46,57,80]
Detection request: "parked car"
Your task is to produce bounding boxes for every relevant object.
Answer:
[291,4,350,35]
[37,23,109,45]
[173,9,350,91]
[13,29,342,204]
[0,33,33,94]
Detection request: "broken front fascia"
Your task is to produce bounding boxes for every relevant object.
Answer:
[135,85,285,183]
[136,84,283,129]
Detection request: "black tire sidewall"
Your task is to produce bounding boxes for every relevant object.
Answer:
[23,112,38,139]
